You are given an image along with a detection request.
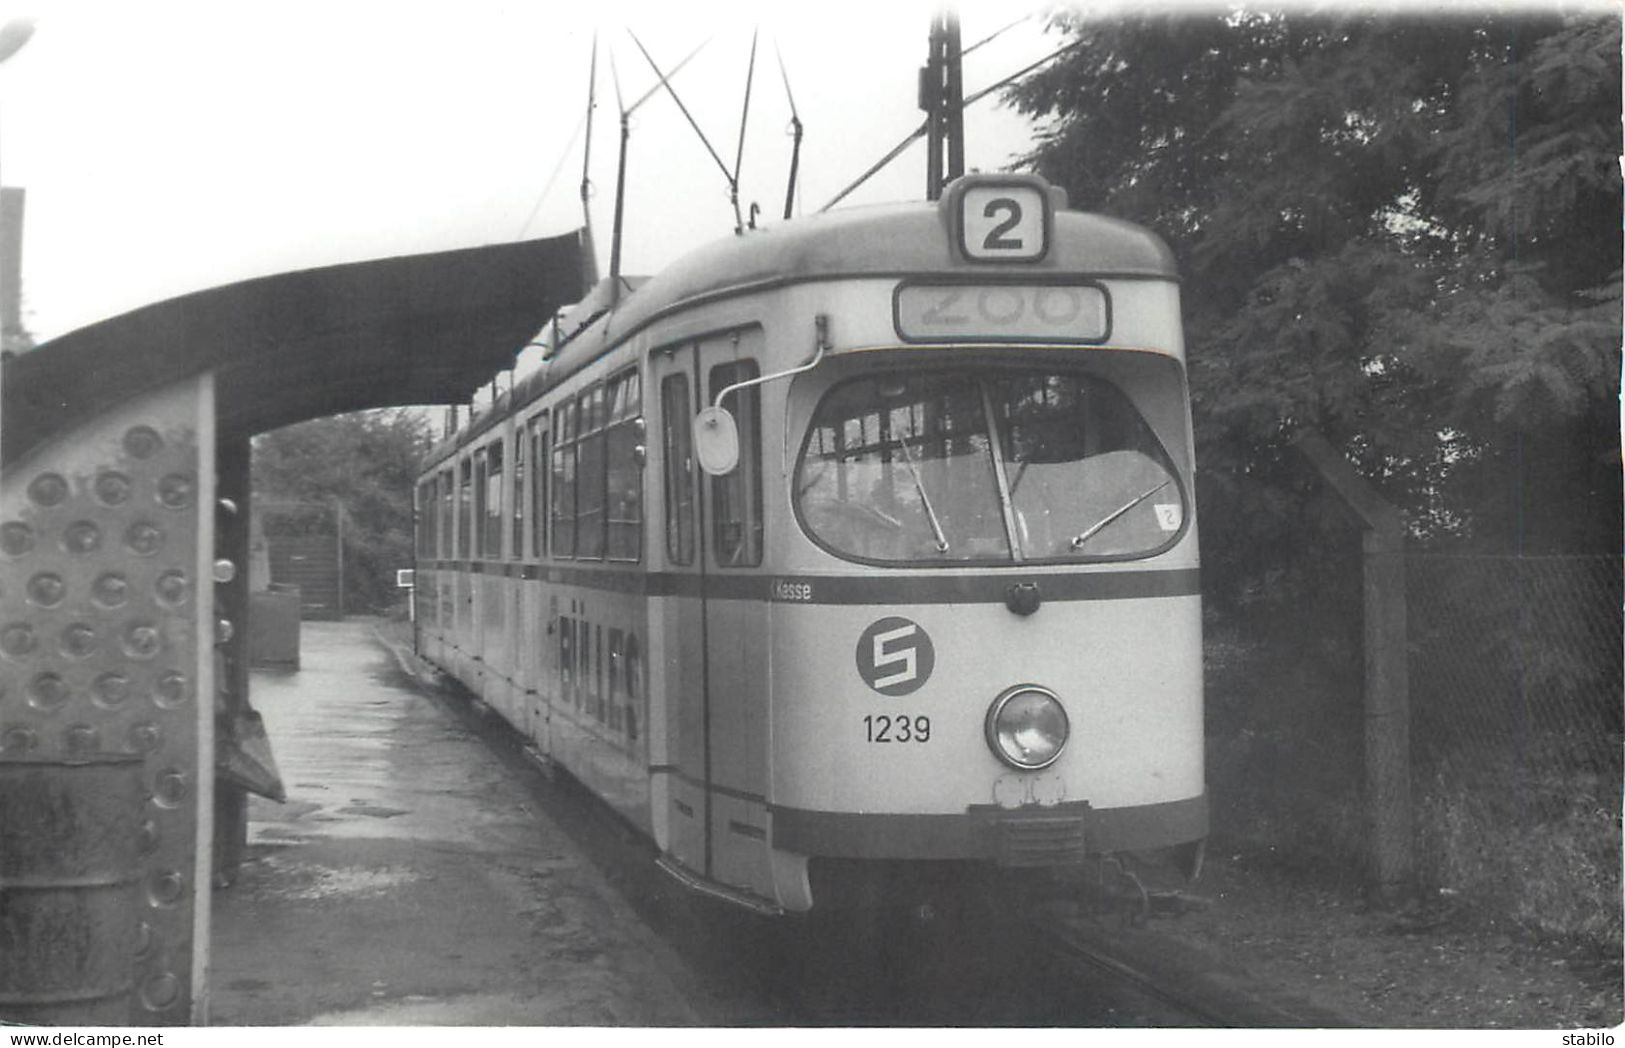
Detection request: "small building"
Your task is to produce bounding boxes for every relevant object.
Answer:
[259,500,344,620]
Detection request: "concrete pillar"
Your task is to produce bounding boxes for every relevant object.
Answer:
[1295,431,1414,905]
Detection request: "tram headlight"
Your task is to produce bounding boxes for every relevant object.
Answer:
[985,685,1069,771]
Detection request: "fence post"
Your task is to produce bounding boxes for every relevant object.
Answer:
[1295,431,1414,905]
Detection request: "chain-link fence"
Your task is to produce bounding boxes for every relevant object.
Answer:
[1407,553,1622,944]
[1204,550,1622,946]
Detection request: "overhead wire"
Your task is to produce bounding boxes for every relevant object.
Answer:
[962,35,1082,108]
[609,42,626,115]
[627,36,713,115]
[733,29,759,181]
[517,110,589,237]
[818,34,1086,212]
[534,19,1024,282]
[578,33,601,283]
[774,38,801,119]
[627,29,733,185]
[963,12,1036,58]
[775,37,804,219]
[603,30,731,294]
[819,123,928,212]
[730,28,759,231]
[607,41,630,290]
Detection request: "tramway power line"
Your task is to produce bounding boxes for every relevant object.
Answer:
[774,39,804,220]
[520,17,1057,296]
[820,33,1085,212]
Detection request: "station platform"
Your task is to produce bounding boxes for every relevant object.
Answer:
[206,619,699,1026]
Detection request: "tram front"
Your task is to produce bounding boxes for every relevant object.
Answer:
[694,174,1206,911]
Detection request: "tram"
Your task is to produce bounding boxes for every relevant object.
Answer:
[412,172,1205,914]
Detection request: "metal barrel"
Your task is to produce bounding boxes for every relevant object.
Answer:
[0,756,142,1026]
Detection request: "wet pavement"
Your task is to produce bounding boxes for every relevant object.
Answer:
[205,619,1241,1028]
[206,618,699,1026]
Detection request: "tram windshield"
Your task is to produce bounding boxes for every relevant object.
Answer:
[794,367,1185,564]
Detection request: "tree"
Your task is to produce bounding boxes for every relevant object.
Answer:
[252,408,432,613]
[1008,10,1621,607]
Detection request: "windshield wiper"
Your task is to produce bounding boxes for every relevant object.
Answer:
[1008,457,1030,497]
[896,437,950,553]
[1069,480,1172,551]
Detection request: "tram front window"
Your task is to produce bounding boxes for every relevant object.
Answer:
[794,367,1184,564]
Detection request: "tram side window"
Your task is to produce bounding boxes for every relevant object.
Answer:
[431,476,442,557]
[530,417,548,559]
[473,452,489,558]
[605,369,644,562]
[416,479,434,558]
[512,431,525,559]
[551,401,578,556]
[483,440,504,558]
[458,458,473,559]
[661,373,695,566]
[438,468,454,560]
[709,360,763,567]
[576,386,608,560]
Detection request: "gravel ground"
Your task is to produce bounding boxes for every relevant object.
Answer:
[1116,842,1622,1030]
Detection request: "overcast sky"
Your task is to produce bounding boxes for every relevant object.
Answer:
[0,0,1070,342]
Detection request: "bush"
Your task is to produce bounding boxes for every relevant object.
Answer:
[254,409,431,614]
[1416,753,1622,946]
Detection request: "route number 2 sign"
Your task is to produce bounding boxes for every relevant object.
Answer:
[959,183,1048,263]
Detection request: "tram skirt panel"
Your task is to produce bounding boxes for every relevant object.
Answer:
[0,375,216,1026]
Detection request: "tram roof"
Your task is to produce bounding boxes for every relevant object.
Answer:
[646,201,1175,307]
[432,199,1180,462]
[544,199,1178,374]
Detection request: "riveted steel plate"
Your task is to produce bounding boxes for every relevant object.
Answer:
[1,375,214,1026]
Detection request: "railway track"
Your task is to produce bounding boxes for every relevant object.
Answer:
[1032,898,1355,1028]
[403,642,1349,1027]
[1045,923,1239,1026]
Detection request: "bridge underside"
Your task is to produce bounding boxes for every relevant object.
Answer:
[0,233,583,1024]
[4,231,584,462]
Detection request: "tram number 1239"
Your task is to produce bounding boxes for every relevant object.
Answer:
[864,714,932,744]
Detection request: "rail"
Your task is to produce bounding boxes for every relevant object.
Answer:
[1030,901,1355,1028]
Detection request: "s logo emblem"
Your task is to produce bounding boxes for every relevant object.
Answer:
[856,616,935,696]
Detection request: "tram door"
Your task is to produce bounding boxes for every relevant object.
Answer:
[649,328,773,896]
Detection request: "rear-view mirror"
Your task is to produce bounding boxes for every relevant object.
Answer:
[693,406,740,476]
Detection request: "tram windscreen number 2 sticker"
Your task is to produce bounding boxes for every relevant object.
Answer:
[855,616,935,696]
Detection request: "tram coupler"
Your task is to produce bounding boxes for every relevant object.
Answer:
[1070,855,1204,926]
[1100,855,1152,925]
